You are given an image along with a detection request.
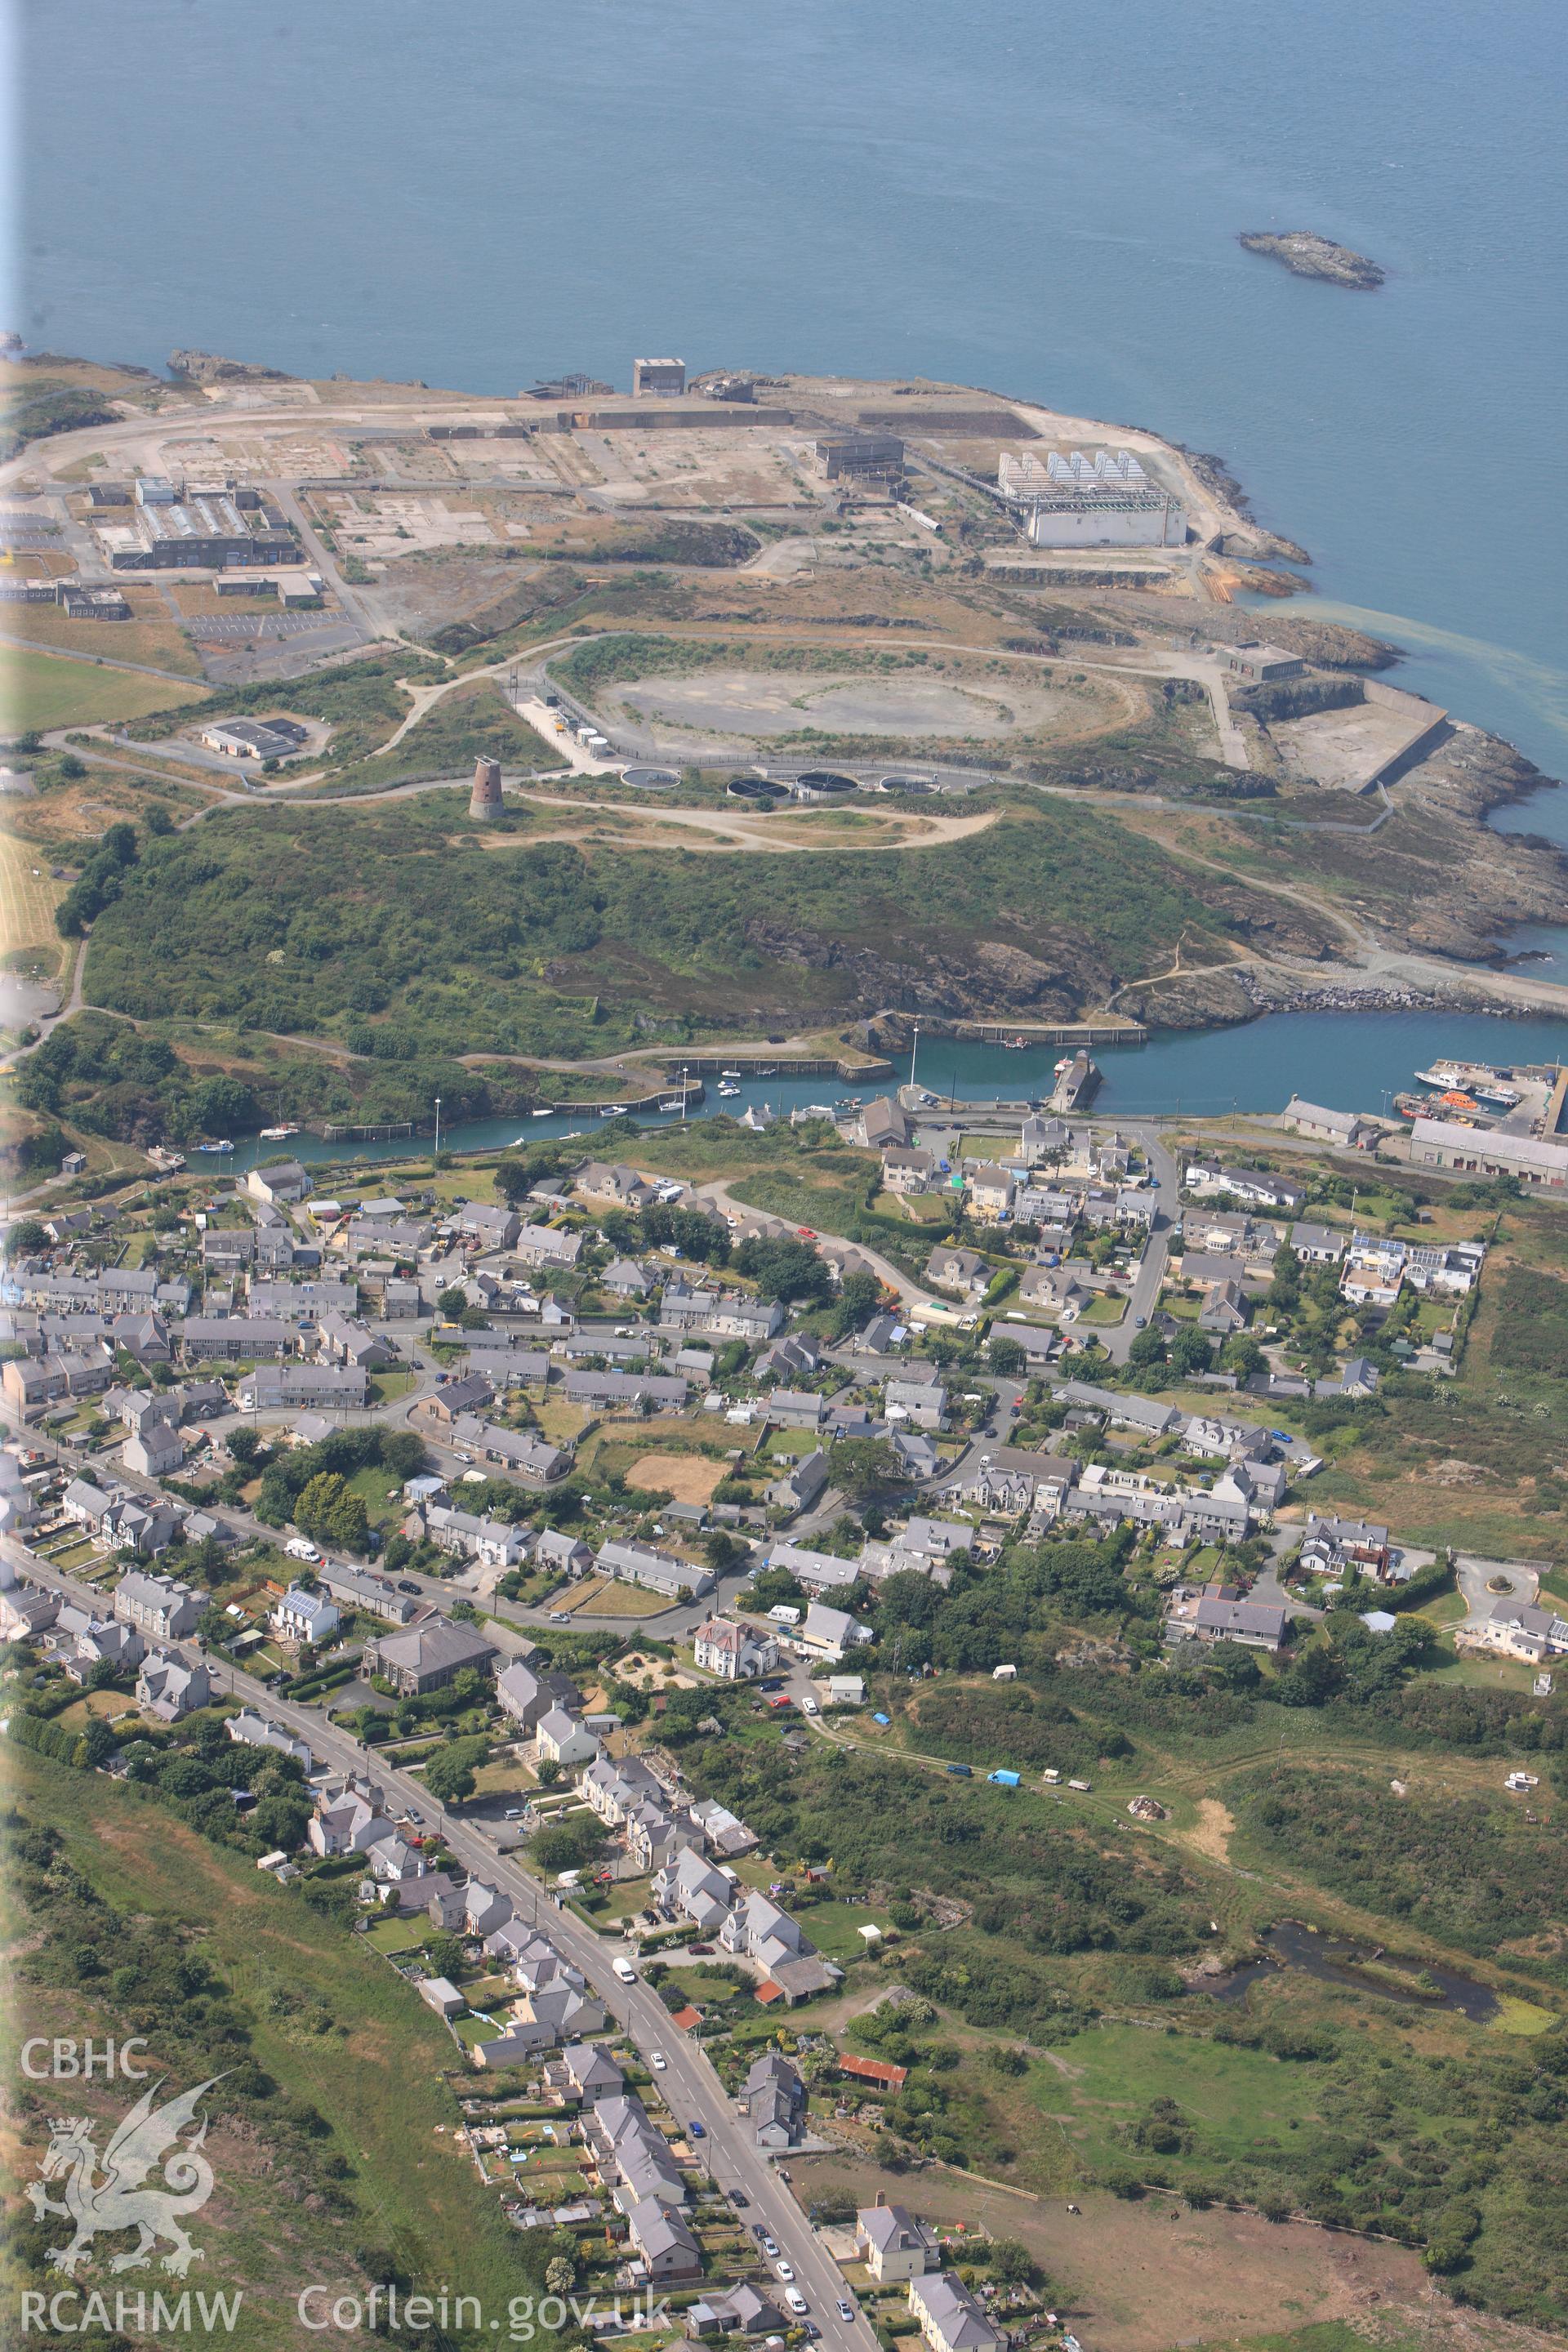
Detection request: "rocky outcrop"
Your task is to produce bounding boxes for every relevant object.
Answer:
[167,350,297,385]
[1239,232,1385,289]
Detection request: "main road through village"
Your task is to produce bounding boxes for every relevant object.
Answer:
[8,1537,881,2352]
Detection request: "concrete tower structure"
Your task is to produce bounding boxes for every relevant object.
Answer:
[470,756,504,820]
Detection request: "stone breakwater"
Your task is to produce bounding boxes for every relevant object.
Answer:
[1238,231,1385,289]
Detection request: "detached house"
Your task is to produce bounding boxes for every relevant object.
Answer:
[858,2202,933,2283]
[909,2274,1005,2352]
[693,1616,777,1682]
[924,1245,987,1301]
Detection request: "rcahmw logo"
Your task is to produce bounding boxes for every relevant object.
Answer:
[22,2065,232,2294]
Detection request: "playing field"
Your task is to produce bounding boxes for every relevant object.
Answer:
[0,641,206,730]
[0,828,65,964]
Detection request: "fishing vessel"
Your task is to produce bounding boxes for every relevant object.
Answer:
[194,1139,234,1155]
[599,1103,628,1117]
[1414,1060,1521,1110]
[258,1124,300,1140]
[720,1067,743,1080]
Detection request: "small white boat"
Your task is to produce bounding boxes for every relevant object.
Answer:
[258,1124,300,1140]
[716,1082,742,1099]
[599,1103,628,1117]
[195,1139,234,1155]
[532,1106,555,1117]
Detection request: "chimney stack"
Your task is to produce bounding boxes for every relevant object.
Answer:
[470,756,504,821]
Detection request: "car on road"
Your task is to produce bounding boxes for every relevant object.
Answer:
[612,1958,639,1984]
[726,2189,749,2209]
[785,2292,808,2317]
[1134,1315,1147,1329]
[284,1538,320,1562]
[750,2225,767,2242]
[650,2051,668,2070]
[688,2119,706,2137]
[801,1694,820,1715]
[761,2234,778,2256]
[398,1579,422,1593]
[836,2301,855,2322]
[773,2261,794,2283]
[688,1942,714,1955]
[548,1610,572,1623]
[796,1227,817,1240]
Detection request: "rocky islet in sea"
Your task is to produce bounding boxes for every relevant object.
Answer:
[1238,230,1385,288]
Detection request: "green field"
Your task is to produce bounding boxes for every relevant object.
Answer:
[4,1751,546,2346]
[0,641,210,729]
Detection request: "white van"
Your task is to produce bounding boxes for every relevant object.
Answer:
[612,1956,639,1985]
[284,1537,319,1562]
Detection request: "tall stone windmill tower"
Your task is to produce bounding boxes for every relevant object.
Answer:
[470,756,504,820]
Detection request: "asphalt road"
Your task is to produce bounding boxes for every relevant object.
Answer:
[1099,1125,1179,1366]
[12,1543,876,2352]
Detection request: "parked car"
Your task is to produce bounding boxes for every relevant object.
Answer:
[786,2292,808,2317]
[398,1579,422,1594]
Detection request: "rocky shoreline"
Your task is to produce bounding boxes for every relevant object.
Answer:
[1239,230,1385,289]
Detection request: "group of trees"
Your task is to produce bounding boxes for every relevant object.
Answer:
[253,1424,425,1552]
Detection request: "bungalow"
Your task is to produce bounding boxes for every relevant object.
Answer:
[1166,1590,1288,1653]
[768,1388,826,1429]
[855,1097,909,1151]
[424,1374,496,1425]
[448,1415,571,1483]
[924,1245,988,1301]
[1290,1220,1348,1265]
[602,1258,652,1298]
[511,1224,586,1272]
[564,1369,688,1413]
[685,2286,787,2341]
[595,1539,715,1601]
[575,1163,659,1213]
[764,1541,861,1595]
[795,1600,872,1661]
[885,1376,949,1432]
[226,1709,313,1768]
[1057,1379,1183,1439]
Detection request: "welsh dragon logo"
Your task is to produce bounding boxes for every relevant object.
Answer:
[26,2075,225,2276]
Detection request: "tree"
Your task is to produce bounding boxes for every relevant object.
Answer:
[426,1932,466,1979]
[227,1427,265,1468]
[832,1437,904,1507]
[1129,1325,1167,1366]
[831,1270,883,1338]
[425,1735,491,1808]
[989,2239,1036,2284]
[735,1232,832,1305]
[544,2258,577,2296]
[987,1335,1026,1379]
[437,1287,468,1319]
[1169,1326,1214,1377]
[702,1528,747,1575]
[7,1218,48,1255]
[143,804,176,836]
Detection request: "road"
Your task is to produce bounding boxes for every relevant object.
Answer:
[11,1542,874,2352]
[1100,1124,1180,1366]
